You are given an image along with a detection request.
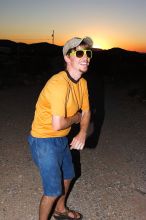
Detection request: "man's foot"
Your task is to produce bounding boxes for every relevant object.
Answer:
[53,207,83,219]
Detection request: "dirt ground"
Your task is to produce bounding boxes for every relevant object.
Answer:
[0,83,146,220]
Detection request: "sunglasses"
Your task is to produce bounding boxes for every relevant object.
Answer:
[69,49,92,58]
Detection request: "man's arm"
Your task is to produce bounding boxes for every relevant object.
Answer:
[52,112,81,131]
[70,110,91,150]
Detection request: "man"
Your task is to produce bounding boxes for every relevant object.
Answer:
[28,36,93,220]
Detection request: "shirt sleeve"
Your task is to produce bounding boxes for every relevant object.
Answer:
[47,79,69,117]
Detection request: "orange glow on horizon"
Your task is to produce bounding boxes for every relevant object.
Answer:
[0,35,146,53]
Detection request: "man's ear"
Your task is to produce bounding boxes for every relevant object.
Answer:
[64,55,71,64]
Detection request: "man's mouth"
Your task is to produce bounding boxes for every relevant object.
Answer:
[80,62,89,66]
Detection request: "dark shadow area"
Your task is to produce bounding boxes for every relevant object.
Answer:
[1,40,146,172]
[1,40,146,148]
[1,39,146,96]
[84,51,105,148]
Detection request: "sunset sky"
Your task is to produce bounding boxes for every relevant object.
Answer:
[0,0,146,52]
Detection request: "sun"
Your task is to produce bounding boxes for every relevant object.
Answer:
[92,37,110,50]
[93,43,103,49]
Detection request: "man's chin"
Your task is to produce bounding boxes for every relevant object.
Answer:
[79,67,88,73]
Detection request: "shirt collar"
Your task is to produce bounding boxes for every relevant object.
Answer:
[65,70,80,83]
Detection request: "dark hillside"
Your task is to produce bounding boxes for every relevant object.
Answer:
[0,40,146,94]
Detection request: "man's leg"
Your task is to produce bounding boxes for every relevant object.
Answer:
[39,180,71,220]
[54,179,81,219]
[55,179,71,212]
[39,195,57,220]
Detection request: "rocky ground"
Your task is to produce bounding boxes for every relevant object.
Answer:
[0,82,146,220]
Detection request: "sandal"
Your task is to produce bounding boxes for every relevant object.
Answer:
[53,207,83,219]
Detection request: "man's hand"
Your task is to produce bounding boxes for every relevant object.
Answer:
[70,130,87,150]
[70,110,90,150]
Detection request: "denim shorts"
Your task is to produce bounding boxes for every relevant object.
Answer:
[28,135,75,196]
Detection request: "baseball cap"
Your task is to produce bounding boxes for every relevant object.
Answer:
[63,36,93,56]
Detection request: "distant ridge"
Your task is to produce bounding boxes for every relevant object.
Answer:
[0,39,61,48]
[0,39,146,55]
[0,39,18,47]
[108,47,143,55]
[0,39,146,91]
[0,39,62,57]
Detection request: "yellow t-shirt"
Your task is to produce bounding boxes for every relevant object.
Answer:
[31,71,90,138]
